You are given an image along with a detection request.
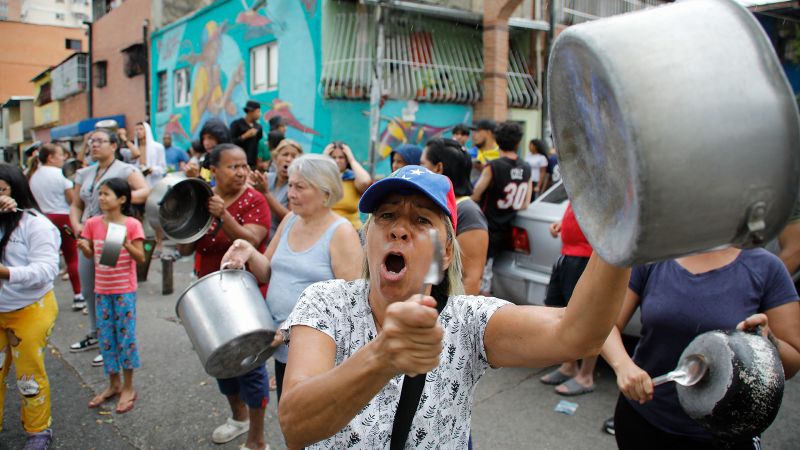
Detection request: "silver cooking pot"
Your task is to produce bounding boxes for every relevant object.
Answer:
[145,172,187,232]
[548,0,800,266]
[176,269,276,379]
[156,177,216,244]
[99,222,127,267]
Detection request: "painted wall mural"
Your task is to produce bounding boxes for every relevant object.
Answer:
[151,0,474,176]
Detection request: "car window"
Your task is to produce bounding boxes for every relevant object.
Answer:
[537,181,568,204]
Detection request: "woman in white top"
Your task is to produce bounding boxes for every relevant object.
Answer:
[525,139,550,197]
[29,143,83,307]
[131,122,167,186]
[0,163,60,449]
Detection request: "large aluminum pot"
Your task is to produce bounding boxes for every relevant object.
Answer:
[548,0,800,266]
[145,172,187,232]
[157,177,215,244]
[176,269,276,379]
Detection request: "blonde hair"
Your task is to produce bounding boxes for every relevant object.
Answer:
[274,138,304,155]
[288,154,344,207]
[361,214,464,297]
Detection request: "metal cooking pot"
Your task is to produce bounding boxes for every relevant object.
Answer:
[99,222,127,267]
[145,172,187,232]
[62,159,81,181]
[157,177,215,243]
[675,329,784,439]
[176,269,276,379]
[548,0,800,266]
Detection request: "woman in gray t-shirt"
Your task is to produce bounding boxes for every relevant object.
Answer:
[68,129,149,362]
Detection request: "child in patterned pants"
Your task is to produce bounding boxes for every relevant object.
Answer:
[78,178,145,414]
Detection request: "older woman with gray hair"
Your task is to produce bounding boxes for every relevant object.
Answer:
[222,153,363,401]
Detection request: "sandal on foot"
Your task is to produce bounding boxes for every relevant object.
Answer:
[540,368,572,385]
[555,378,595,396]
[88,390,119,408]
[115,391,138,414]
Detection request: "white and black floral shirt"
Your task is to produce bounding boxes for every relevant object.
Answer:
[281,279,510,449]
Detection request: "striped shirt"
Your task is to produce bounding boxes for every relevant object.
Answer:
[81,216,145,294]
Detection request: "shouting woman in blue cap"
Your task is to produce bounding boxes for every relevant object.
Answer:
[238,166,630,449]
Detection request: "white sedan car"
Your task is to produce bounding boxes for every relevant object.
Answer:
[492,181,642,337]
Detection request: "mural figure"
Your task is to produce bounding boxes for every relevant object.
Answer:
[378,117,452,159]
[185,21,245,135]
[263,98,320,135]
[236,0,276,40]
[163,114,190,143]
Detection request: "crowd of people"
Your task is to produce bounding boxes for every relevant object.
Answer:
[0,98,798,450]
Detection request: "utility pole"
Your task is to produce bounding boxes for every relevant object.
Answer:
[143,19,150,123]
[541,0,557,148]
[367,3,385,177]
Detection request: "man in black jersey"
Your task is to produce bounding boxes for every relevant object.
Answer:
[471,121,532,295]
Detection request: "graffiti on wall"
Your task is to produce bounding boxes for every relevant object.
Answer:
[263,98,320,135]
[179,21,247,136]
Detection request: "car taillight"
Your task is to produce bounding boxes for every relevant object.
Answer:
[511,227,530,255]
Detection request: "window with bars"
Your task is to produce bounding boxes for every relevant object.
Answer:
[250,42,278,94]
[321,11,541,109]
[157,71,168,112]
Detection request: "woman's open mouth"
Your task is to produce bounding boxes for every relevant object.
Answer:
[381,252,407,282]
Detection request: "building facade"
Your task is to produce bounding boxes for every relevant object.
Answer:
[0,20,87,102]
[1,0,92,27]
[150,0,546,176]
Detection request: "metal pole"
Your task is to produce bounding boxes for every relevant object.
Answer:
[541,0,557,148]
[143,19,151,123]
[84,20,93,118]
[367,4,385,177]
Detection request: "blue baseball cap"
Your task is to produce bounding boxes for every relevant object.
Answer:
[359,165,458,229]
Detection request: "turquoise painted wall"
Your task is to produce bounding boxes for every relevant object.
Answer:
[150,0,473,177]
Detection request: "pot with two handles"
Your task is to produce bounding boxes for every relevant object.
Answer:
[145,175,218,243]
[176,269,277,379]
[548,0,800,266]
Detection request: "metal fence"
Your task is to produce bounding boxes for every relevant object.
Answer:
[321,11,541,109]
[559,0,668,24]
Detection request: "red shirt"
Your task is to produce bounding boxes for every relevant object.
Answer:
[195,187,270,292]
[561,203,592,258]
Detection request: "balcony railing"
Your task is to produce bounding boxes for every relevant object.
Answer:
[559,0,669,25]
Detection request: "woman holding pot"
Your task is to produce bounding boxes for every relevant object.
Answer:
[223,154,363,400]
[0,163,60,450]
[324,141,371,229]
[68,130,149,366]
[29,143,83,309]
[274,165,631,449]
[177,143,271,450]
[601,248,800,449]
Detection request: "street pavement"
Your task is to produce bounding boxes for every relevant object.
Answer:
[2,256,799,449]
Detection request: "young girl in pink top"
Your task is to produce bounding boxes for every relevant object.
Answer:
[77,178,145,414]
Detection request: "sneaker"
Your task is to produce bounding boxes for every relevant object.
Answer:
[92,354,104,367]
[69,335,98,353]
[72,295,86,311]
[603,417,615,436]
[212,417,250,444]
[23,429,52,450]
